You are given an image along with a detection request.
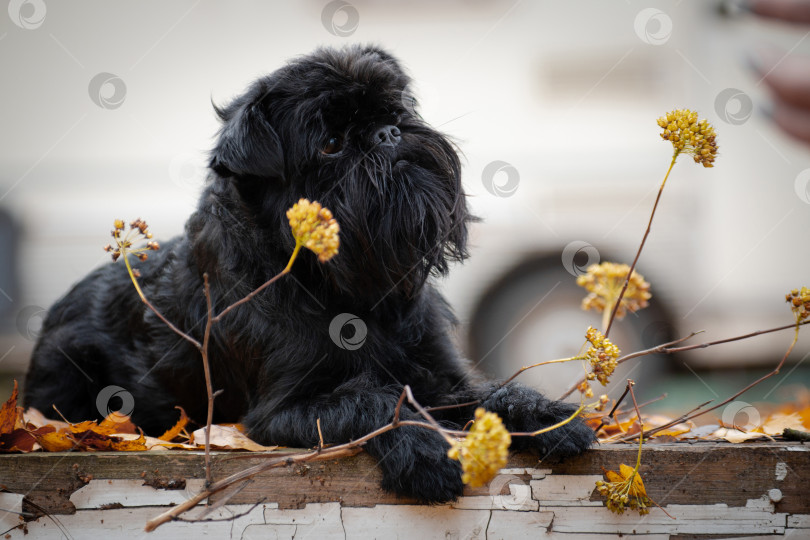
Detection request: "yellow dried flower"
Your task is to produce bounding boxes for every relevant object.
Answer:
[657,109,718,167]
[105,218,159,263]
[596,463,652,515]
[786,287,810,322]
[286,199,340,263]
[447,408,511,488]
[594,394,610,412]
[578,380,593,398]
[577,262,651,320]
[585,327,620,386]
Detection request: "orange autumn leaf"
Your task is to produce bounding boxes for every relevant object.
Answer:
[62,413,136,438]
[0,380,23,435]
[37,430,78,452]
[65,420,104,434]
[619,463,647,497]
[604,468,624,484]
[159,407,190,441]
[99,413,137,435]
[109,430,148,451]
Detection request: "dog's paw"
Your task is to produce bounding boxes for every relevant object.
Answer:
[482,384,596,457]
[370,426,464,503]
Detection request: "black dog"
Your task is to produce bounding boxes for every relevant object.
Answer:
[24,45,593,502]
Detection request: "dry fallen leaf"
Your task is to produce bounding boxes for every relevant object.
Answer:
[159,407,190,442]
[714,411,808,443]
[191,425,277,452]
[36,429,78,452]
[0,380,22,434]
[759,412,805,435]
[109,430,148,451]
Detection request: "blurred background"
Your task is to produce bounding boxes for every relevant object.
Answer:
[1,0,809,415]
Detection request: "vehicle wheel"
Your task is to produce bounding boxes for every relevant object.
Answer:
[466,256,677,402]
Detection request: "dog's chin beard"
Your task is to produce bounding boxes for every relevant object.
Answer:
[311,141,468,301]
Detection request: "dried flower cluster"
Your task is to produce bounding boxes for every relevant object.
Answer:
[657,109,718,167]
[585,326,620,386]
[286,199,340,263]
[577,262,651,319]
[447,408,511,488]
[594,394,610,412]
[596,463,652,515]
[786,287,810,322]
[104,218,159,263]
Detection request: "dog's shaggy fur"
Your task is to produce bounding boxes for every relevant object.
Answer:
[24,45,594,502]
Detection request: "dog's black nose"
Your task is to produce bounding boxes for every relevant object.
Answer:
[372,125,401,148]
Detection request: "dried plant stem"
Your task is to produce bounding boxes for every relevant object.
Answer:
[559,319,810,402]
[123,253,201,349]
[146,386,461,532]
[558,331,701,401]
[627,381,643,471]
[500,355,586,387]
[124,244,301,493]
[509,400,587,438]
[212,242,301,323]
[601,307,612,335]
[637,322,802,440]
[144,445,363,532]
[604,154,677,338]
[654,319,808,355]
[201,274,215,487]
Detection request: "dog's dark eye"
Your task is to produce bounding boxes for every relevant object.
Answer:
[321,136,343,155]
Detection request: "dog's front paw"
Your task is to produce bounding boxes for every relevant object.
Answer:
[482,384,596,457]
[369,426,464,503]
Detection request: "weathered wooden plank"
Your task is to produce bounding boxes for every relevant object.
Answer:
[4,504,266,539]
[342,505,491,539]
[1,442,808,518]
[546,504,786,535]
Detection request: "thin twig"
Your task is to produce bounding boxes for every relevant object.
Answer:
[316,418,324,452]
[509,401,587,437]
[613,398,713,443]
[659,319,809,354]
[173,499,265,525]
[424,399,481,413]
[501,356,586,387]
[144,445,363,532]
[197,479,254,519]
[403,386,456,444]
[591,382,635,434]
[633,322,803,440]
[604,155,677,338]
[558,331,702,401]
[145,387,462,532]
[592,393,668,435]
[201,273,216,488]
[212,243,300,323]
[124,252,201,349]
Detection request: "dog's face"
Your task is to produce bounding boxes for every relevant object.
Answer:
[208,45,470,298]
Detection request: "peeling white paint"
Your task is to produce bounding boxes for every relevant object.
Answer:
[531,474,603,506]
[7,471,810,539]
[0,492,24,533]
[70,478,206,509]
[776,461,788,481]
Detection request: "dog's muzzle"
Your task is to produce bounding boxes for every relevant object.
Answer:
[372,125,401,148]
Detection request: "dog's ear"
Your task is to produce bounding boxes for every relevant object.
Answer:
[210,90,284,179]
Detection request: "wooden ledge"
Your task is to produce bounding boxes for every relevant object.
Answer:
[2,442,808,538]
